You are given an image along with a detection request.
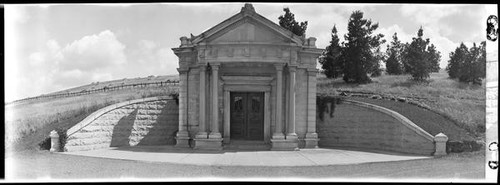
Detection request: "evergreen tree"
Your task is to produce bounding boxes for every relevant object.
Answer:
[403,27,432,81]
[278,7,308,36]
[341,10,385,83]
[427,44,441,72]
[319,25,344,78]
[459,42,486,84]
[446,43,469,79]
[384,32,403,75]
[400,42,411,74]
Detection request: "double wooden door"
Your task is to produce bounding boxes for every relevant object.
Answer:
[230,92,264,140]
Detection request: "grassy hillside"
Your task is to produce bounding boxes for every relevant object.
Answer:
[317,70,485,140]
[5,75,179,153]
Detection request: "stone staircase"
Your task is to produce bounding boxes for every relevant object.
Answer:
[223,140,271,151]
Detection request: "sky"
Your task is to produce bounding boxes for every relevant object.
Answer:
[4,3,496,102]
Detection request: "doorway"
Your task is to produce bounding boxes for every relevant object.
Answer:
[230,92,264,140]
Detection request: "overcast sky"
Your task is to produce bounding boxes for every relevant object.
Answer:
[4,3,496,102]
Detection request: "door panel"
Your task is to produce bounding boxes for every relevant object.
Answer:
[230,93,246,139]
[230,92,264,140]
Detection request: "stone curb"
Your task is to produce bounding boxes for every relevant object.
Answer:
[66,96,174,138]
[343,99,435,142]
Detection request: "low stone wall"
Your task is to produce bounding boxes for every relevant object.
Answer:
[317,100,437,155]
[64,96,179,152]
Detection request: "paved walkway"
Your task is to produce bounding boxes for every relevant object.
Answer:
[62,146,431,166]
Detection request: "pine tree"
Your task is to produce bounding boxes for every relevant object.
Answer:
[278,7,308,36]
[319,25,344,78]
[427,44,441,73]
[462,42,486,84]
[403,27,432,81]
[446,43,468,79]
[341,10,385,83]
[384,32,403,75]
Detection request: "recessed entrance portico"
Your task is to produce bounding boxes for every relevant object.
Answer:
[172,3,323,151]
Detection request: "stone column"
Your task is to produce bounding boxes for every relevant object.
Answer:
[209,63,222,139]
[272,63,285,140]
[286,66,298,140]
[305,68,319,148]
[175,67,190,147]
[195,64,208,139]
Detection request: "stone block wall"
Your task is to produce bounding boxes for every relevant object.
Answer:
[65,96,178,152]
[317,100,436,155]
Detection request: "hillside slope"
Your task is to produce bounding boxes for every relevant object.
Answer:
[5,75,179,152]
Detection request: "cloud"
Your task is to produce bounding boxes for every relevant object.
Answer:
[6,30,127,101]
[59,30,126,71]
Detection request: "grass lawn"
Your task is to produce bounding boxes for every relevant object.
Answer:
[317,70,485,142]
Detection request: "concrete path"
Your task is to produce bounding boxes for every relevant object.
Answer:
[62,146,431,166]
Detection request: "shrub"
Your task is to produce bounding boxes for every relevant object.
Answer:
[317,95,344,121]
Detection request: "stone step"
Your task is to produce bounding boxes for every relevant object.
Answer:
[224,140,271,151]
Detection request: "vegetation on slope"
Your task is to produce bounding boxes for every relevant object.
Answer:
[317,70,485,141]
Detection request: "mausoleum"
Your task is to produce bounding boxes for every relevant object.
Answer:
[172,3,323,150]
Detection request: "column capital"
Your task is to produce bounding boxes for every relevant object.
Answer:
[288,65,298,72]
[210,63,221,70]
[274,63,285,71]
[307,68,318,76]
[177,67,190,74]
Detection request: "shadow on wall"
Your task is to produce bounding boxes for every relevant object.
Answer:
[110,109,139,147]
[137,101,178,146]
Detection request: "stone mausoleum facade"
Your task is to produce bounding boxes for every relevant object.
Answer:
[172,4,323,150]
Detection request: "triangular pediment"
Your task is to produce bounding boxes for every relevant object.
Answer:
[190,6,304,46]
[207,20,290,44]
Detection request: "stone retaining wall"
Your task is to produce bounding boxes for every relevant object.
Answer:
[64,96,179,152]
[317,100,437,155]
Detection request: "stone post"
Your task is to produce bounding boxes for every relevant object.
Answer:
[195,64,208,139]
[304,68,319,148]
[180,36,188,47]
[286,66,298,140]
[50,130,60,152]
[209,63,222,139]
[434,133,448,156]
[175,67,190,148]
[272,63,285,140]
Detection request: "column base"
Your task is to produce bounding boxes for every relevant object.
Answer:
[272,133,285,140]
[304,132,319,148]
[304,138,319,148]
[209,132,222,139]
[286,133,298,140]
[195,132,208,139]
[193,138,223,150]
[270,139,299,151]
[175,131,191,148]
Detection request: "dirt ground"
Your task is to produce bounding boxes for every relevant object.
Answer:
[4,149,486,182]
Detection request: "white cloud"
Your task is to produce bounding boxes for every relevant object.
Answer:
[59,30,126,71]
[400,4,461,26]
[5,30,128,102]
